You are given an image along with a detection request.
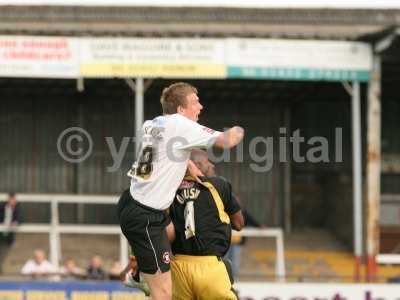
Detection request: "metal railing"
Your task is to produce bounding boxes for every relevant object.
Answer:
[378,193,400,265]
[0,193,285,280]
[0,193,129,270]
[235,228,285,281]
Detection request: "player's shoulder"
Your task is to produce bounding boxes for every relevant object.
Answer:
[159,114,190,129]
[166,113,183,121]
[201,176,230,190]
[152,115,167,126]
[168,113,192,124]
[144,115,167,127]
[142,116,163,128]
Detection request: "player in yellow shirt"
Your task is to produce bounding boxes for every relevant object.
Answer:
[168,149,244,300]
[120,149,244,299]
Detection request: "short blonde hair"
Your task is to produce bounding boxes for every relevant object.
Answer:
[160,82,198,114]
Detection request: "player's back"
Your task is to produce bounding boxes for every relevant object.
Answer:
[129,114,189,210]
[129,114,220,211]
[170,176,233,257]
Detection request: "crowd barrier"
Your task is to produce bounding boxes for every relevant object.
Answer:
[235,282,400,300]
[0,281,399,300]
[0,281,144,300]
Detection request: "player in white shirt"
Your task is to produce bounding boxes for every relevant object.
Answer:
[117,82,244,300]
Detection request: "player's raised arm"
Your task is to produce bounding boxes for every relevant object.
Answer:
[214,126,244,149]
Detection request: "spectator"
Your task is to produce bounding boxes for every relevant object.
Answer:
[86,255,107,280]
[225,205,261,279]
[0,192,20,274]
[0,192,20,245]
[108,260,123,280]
[60,258,85,280]
[21,249,57,280]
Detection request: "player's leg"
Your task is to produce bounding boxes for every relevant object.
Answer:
[118,190,172,300]
[120,255,151,296]
[171,257,194,300]
[140,212,172,300]
[121,225,172,299]
[142,270,172,300]
[166,219,175,242]
[194,257,238,300]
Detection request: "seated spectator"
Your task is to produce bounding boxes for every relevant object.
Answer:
[86,255,107,280]
[108,260,122,280]
[21,249,57,280]
[60,258,85,280]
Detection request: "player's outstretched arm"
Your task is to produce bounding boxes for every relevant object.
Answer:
[214,126,244,149]
[230,211,245,231]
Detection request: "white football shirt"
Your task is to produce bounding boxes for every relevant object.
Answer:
[129,114,221,210]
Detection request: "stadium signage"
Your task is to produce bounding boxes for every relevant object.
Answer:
[0,36,80,78]
[235,283,400,300]
[226,39,372,81]
[79,38,225,78]
[0,281,144,300]
[0,36,372,82]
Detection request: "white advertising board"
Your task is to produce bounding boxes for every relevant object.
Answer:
[226,39,372,81]
[0,36,373,82]
[235,283,400,300]
[0,36,79,78]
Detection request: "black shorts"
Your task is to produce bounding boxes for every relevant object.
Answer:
[117,189,171,274]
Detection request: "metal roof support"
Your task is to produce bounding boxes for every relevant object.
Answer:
[352,81,363,282]
[135,78,144,156]
[77,77,84,92]
[342,80,363,282]
[124,78,153,156]
[374,29,398,53]
[283,105,291,234]
[362,29,394,282]
[366,54,381,282]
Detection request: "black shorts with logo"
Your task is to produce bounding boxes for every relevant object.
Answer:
[117,189,171,274]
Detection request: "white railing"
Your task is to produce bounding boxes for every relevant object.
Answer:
[0,193,129,270]
[0,193,285,280]
[377,254,400,265]
[236,228,286,281]
[378,193,400,265]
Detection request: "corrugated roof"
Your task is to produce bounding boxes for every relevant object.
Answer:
[0,6,399,39]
